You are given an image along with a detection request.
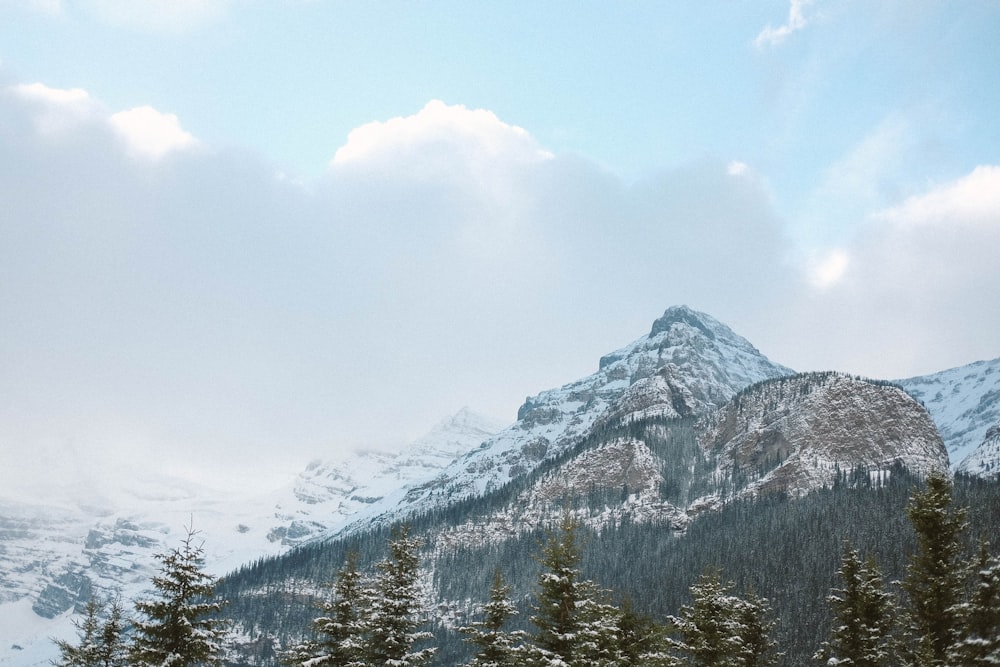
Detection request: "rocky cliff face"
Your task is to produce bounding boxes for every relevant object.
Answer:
[700,373,948,499]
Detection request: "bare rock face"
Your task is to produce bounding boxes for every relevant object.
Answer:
[700,373,948,498]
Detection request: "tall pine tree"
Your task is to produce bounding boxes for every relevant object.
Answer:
[814,545,896,667]
[528,514,625,667]
[54,595,128,667]
[366,526,435,667]
[460,568,524,667]
[130,526,228,667]
[669,570,777,667]
[285,551,368,667]
[948,542,1000,667]
[901,471,969,667]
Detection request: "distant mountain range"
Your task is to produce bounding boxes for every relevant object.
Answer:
[2,305,998,666]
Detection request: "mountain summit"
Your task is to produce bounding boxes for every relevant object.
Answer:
[330,305,794,536]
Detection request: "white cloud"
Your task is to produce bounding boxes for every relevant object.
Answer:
[807,248,849,289]
[12,81,90,105]
[772,164,1000,379]
[11,83,198,159]
[9,82,101,135]
[754,0,813,48]
[875,165,1000,228]
[109,105,198,160]
[331,99,553,169]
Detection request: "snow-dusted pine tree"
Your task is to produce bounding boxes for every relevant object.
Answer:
[669,570,777,667]
[527,513,625,667]
[284,551,368,667]
[366,526,435,667]
[129,526,228,667]
[901,471,969,667]
[814,545,896,667]
[948,542,1000,667]
[53,595,128,667]
[460,568,524,667]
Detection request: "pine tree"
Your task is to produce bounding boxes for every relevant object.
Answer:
[460,568,523,667]
[285,551,368,667]
[95,596,128,667]
[528,514,625,667]
[901,471,969,667]
[948,542,1000,667]
[130,526,228,667]
[366,526,435,667]
[53,594,129,667]
[814,545,896,667]
[669,570,777,667]
[617,597,676,667]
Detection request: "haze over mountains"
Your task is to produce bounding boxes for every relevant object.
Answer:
[2,306,998,666]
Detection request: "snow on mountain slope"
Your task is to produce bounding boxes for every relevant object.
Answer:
[0,407,503,667]
[897,357,1000,471]
[327,306,794,538]
[956,423,1000,479]
[275,407,507,544]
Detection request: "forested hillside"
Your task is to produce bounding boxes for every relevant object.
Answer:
[216,464,1000,666]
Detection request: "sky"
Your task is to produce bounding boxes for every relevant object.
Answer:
[1,0,999,499]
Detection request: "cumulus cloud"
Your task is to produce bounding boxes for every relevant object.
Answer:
[754,0,813,48]
[3,83,997,500]
[331,100,553,174]
[110,105,198,159]
[8,82,198,160]
[10,82,101,135]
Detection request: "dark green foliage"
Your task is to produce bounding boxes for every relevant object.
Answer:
[284,551,367,667]
[901,471,970,667]
[949,542,1000,667]
[814,545,896,667]
[130,527,228,667]
[212,402,1000,667]
[460,569,523,667]
[669,570,778,667]
[366,526,435,667]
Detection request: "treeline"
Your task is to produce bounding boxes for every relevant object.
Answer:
[268,471,998,667]
[57,472,1000,667]
[52,527,228,667]
[217,465,1000,666]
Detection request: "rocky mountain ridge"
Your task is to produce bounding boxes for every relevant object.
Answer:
[2,306,998,667]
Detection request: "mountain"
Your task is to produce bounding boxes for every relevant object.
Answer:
[4,305,997,667]
[700,373,946,499]
[326,305,795,538]
[272,407,507,545]
[0,408,504,667]
[216,309,959,667]
[897,357,1000,474]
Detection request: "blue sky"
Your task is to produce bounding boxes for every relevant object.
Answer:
[2,0,999,496]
